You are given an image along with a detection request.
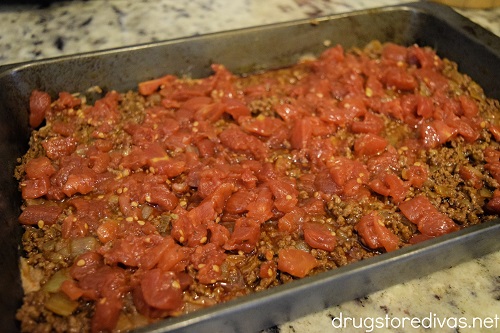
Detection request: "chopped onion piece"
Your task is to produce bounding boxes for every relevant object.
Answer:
[45,292,79,316]
[42,269,70,293]
[70,237,100,258]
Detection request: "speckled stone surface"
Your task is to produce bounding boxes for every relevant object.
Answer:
[0,0,499,66]
[1,1,499,332]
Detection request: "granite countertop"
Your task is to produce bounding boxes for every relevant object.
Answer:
[1,1,499,332]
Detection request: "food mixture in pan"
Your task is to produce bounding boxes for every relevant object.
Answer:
[15,41,500,332]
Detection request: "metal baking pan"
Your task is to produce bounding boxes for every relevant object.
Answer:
[1,1,500,332]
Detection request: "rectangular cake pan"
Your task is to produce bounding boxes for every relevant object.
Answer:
[1,2,500,332]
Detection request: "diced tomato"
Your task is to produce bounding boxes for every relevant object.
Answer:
[224,218,261,253]
[310,116,336,137]
[61,215,89,238]
[489,124,500,141]
[274,102,305,122]
[417,212,459,237]
[267,178,299,213]
[25,156,56,179]
[486,190,500,214]
[196,263,222,284]
[190,243,226,283]
[206,182,235,214]
[52,121,76,137]
[190,242,225,267]
[138,74,176,96]
[382,43,408,63]
[62,167,98,197]
[174,96,210,122]
[193,102,225,123]
[290,118,312,150]
[195,167,227,199]
[96,219,119,244]
[432,119,457,144]
[458,95,479,118]
[136,236,171,270]
[18,204,62,226]
[399,196,426,222]
[142,142,170,163]
[21,177,50,199]
[171,215,194,245]
[414,68,449,92]
[318,102,352,128]
[419,120,457,148]
[153,238,191,272]
[177,272,194,291]
[100,235,157,267]
[53,91,81,111]
[351,111,385,134]
[354,133,388,157]
[70,255,129,333]
[92,295,123,333]
[458,165,483,189]
[239,115,284,137]
[194,137,216,158]
[380,98,404,121]
[408,233,435,244]
[328,157,368,187]
[60,280,84,301]
[68,197,110,224]
[206,221,230,247]
[484,159,500,183]
[382,67,417,91]
[416,95,434,119]
[278,208,306,233]
[342,178,371,199]
[94,139,114,152]
[407,45,441,69]
[140,269,183,311]
[70,252,103,281]
[400,94,434,126]
[403,164,428,188]
[225,189,257,214]
[313,169,342,195]
[219,126,268,159]
[29,90,51,128]
[440,98,461,118]
[75,266,130,333]
[485,147,500,164]
[259,260,277,279]
[132,285,169,319]
[147,185,179,211]
[399,195,459,237]
[455,118,480,143]
[369,178,390,197]
[222,98,251,120]
[246,186,274,223]
[321,44,345,63]
[85,91,120,128]
[42,136,77,160]
[303,222,337,252]
[277,248,317,278]
[155,157,186,178]
[187,183,233,226]
[300,197,325,216]
[89,152,111,174]
[355,212,399,252]
[384,173,408,204]
[184,221,209,248]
